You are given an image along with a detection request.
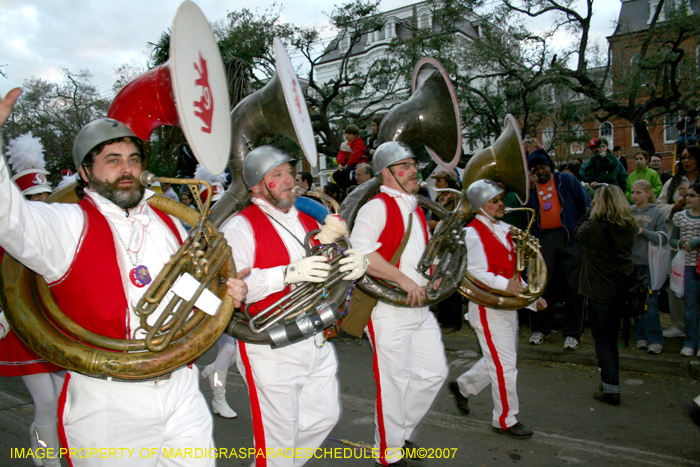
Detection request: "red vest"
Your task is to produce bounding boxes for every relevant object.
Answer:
[374,192,428,267]
[469,217,517,279]
[49,197,182,340]
[239,204,320,315]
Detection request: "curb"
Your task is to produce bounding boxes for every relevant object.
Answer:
[443,336,699,379]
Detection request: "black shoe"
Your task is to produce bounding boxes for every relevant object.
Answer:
[448,381,470,415]
[593,391,620,406]
[491,422,533,439]
[402,441,421,460]
[684,401,700,428]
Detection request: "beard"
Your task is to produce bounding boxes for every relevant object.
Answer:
[262,184,298,211]
[90,174,145,210]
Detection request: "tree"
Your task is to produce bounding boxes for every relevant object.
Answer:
[492,0,700,156]
[2,69,110,184]
[295,0,412,157]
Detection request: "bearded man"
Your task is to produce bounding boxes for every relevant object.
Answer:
[0,88,248,467]
[220,146,368,467]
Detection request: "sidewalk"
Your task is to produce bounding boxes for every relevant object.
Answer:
[439,311,700,380]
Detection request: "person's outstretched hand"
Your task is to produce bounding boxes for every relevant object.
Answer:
[0,88,22,127]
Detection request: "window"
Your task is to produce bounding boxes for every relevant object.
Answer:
[570,125,585,154]
[665,114,681,143]
[599,122,613,147]
[418,13,430,29]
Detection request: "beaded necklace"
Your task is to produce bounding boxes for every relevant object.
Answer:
[106,218,152,288]
[538,178,555,211]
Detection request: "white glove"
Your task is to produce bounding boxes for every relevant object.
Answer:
[284,256,330,285]
[339,249,369,281]
[0,311,10,340]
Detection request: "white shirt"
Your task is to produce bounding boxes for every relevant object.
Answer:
[0,158,187,338]
[220,197,317,304]
[464,213,534,310]
[349,185,429,312]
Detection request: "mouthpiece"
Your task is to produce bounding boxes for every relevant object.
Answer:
[417,181,428,188]
[141,171,157,186]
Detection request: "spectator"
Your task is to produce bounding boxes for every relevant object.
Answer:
[323,181,345,205]
[180,188,194,208]
[354,163,373,185]
[332,124,367,190]
[657,145,700,338]
[525,149,591,349]
[613,145,628,172]
[630,179,667,354]
[561,163,594,199]
[427,169,463,333]
[676,109,699,147]
[625,150,663,203]
[670,182,700,357]
[580,137,628,190]
[295,171,315,192]
[160,181,179,202]
[575,185,637,406]
[650,154,672,185]
[365,115,383,160]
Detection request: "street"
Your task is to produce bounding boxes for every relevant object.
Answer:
[1,336,699,467]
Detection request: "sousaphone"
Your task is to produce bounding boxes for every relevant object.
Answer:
[341,57,465,307]
[0,1,236,379]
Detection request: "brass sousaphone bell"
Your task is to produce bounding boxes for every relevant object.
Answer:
[0,1,237,379]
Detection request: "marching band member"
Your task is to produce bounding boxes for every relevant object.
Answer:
[1,131,64,467]
[0,88,248,467]
[348,142,449,467]
[220,146,368,467]
[448,179,546,439]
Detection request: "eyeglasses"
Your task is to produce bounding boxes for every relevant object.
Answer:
[686,193,699,198]
[681,156,694,161]
[488,196,505,204]
[389,162,419,170]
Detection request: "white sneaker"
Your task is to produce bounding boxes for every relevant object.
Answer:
[636,340,648,349]
[563,337,579,350]
[529,332,547,345]
[663,327,686,338]
[648,343,663,354]
[681,347,695,356]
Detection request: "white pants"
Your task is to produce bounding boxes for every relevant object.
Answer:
[366,304,448,466]
[457,304,519,430]
[60,365,214,467]
[237,336,340,467]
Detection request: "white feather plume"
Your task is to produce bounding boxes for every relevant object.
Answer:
[6,132,47,174]
[194,164,226,186]
[55,173,79,192]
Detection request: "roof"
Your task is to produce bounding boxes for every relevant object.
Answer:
[613,0,700,36]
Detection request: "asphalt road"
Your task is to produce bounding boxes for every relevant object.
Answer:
[2,336,699,467]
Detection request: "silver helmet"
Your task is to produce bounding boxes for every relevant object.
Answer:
[466,179,504,213]
[242,146,295,190]
[372,141,416,173]
[72,118,139,169]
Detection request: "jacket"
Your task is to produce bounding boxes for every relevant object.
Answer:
[525,171,591,243]
[580,151,628,190]
[575,211,637,303]
[337,137,367,166]
[625,167,663,203]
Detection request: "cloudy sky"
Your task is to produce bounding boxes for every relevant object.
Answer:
[0,0,622,98]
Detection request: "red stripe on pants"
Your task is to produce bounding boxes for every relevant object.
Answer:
[57,372,73,467]
[239,342,267,467]
[479,305,510,430]
[368,318,389,466]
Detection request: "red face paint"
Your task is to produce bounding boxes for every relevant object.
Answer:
[398,171,405,177]
[268,181,277,189]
